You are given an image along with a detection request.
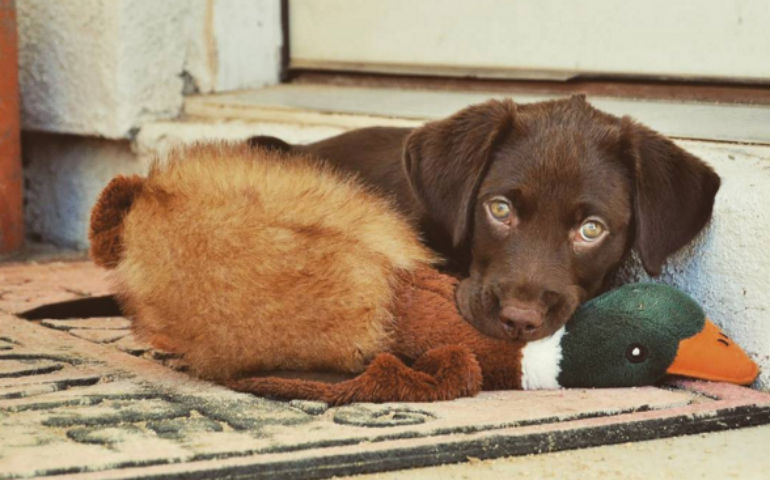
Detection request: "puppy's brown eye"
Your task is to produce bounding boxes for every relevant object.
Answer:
[488,199,512,221]
[580,221,603,240]
[577,217,607,242]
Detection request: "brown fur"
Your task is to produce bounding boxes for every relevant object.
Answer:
[228,266,528,404]
[90,143,532,404]
[249,96,720,343]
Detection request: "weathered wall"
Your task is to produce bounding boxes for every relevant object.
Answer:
[16,0,281,138]
[17,0,282,246]
[17,0,189,138]
[185,0,282,93]
[22,132,146,248]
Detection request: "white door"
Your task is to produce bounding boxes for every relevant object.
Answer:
[289,0,769,83]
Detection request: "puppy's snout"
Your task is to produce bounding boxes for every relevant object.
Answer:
[496,286,565,341]
[498,303,544,338]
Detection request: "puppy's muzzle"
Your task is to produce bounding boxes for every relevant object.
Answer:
[497,288,565,341]
[499,303,543,336]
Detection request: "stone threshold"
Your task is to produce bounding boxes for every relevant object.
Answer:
[181,83,770,145]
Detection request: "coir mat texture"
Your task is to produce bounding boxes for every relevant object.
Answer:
[1,260,768,479]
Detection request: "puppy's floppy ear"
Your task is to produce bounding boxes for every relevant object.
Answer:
[621,117,721,276]
[403,99,516,247]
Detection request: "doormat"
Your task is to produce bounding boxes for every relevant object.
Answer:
[1,261,768,479]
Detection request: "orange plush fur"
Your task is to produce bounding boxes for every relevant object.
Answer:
[96,143,432,381]
[91,143,530,404]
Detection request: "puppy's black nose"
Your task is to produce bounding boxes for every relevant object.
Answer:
[499,304,544,337]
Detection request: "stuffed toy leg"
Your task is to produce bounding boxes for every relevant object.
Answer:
[90,143,758,405]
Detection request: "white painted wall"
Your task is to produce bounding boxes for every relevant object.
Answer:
[185,0,282,93]
[17,0,190,138]
[16,0,282,138]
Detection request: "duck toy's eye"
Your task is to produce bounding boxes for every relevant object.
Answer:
[625,343,648,363]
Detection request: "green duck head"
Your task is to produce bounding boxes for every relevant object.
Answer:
[519,283,758,389]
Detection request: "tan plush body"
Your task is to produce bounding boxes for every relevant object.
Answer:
[91,143,534,404]
[96,144,431,380]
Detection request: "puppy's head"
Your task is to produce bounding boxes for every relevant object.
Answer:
[404,96,720,342]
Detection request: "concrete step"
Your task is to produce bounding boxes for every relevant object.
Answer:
[181,83,770,144]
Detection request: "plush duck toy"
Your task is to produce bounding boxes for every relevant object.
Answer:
[539,282,759,389]
[88,143,758,405]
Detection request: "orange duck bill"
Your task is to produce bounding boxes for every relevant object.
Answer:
[666,318,759,385]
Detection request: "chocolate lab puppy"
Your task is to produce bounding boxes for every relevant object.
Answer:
[23,96,719,346]
[248,96,720,343]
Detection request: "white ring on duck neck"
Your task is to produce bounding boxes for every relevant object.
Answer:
[520,326,566,390]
